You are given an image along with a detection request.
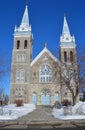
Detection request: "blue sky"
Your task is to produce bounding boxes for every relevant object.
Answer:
[0,0,85,95]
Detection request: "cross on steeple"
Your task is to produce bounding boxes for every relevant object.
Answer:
[26,0,28,6]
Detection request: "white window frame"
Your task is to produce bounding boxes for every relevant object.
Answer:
[39,65,52,83]
[16,53,26,62]
[16,69,25,82]
[16,70,20,81]
[22,54,26,62]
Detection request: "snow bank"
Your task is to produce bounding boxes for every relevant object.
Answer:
[0,104,36,120]
[52,101,85,120]
[72,101,85,115]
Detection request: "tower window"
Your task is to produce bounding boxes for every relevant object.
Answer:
[24,40,28,49]
[70,51,73,62]
[16,69,25,82]
[64,51,67,62]
[17,40,20,49]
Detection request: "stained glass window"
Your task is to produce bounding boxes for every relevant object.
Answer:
[40,65,52,83]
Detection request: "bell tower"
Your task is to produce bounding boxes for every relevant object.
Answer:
[10,5,33,103]
[59,16,79,103]
[60,16,77,64]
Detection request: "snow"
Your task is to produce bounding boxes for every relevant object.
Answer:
[52,101,85,120]
[0,104,35,120]
[1,101,85,121]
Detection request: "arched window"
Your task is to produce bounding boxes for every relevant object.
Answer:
[16,54,21,62]
[24,40,28,49]
[70,51,73,62]
[22,54,26,62]
[64,51,67,62]
[16,70,20,81]
[16,69,25,82]
[15,88,24,96]
[16,54,19,62]
[20,70,25,81]
[40,65,52,83]
[16,54,26,62]
[17,40,20,49]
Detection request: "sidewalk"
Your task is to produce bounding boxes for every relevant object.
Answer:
[0,120,85,129]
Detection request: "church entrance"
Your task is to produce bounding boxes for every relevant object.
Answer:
[32,92,37,104]
[41,89,50,105]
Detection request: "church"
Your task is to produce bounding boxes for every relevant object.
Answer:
[10,5,78,105]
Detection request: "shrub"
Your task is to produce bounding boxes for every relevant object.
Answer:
[62,99,71,106]
[15,99,23,107]
[54,101,61,109]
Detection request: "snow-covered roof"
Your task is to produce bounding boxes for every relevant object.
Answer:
[31,47,59,66]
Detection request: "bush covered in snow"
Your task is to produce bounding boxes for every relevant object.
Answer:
[15,99,23,107]
[52,101,85,120]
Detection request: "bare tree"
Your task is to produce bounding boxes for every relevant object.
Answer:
[0,53,10,105]
[59,46,85,105]
[0,54,10,77]
[77,48,85,92]
[60,62,79,105]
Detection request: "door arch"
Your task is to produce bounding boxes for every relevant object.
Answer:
[41,89,50,105]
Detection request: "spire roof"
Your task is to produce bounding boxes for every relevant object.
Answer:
[60,15,76,47]
[62,16,70,36]
[14,5,32,35]
[21,5,29,26]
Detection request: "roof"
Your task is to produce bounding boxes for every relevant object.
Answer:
[31,46,60,66]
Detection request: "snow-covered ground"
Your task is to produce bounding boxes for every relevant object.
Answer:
[1,102,85,121]
[0,104,35,120]
[52,101,85,120]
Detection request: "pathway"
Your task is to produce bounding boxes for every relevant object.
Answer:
[17,105,58,122]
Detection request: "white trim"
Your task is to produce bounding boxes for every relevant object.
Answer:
[31,47,60,66]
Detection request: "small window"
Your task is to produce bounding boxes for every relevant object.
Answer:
[16,70,20,81]
[70,51,73,62]
[24,40,28,49]
[17,40,20,49]
[64,51,67,62]
[16,69,25,82]
[22,54,26,62]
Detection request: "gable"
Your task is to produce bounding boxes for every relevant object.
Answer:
[31,47,60,66]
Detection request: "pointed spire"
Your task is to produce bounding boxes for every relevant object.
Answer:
[21,5,29,26]
[14,4,32,34]
[62,15,70,36]
[60,15,76,48]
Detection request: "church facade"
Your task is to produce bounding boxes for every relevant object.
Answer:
[10,5,78,105]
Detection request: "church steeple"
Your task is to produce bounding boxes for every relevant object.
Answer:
[21,5,29,26]
[60,15,77,64]
[60,15,76,47]
[14,5,31,34]
[62,15,70,36]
